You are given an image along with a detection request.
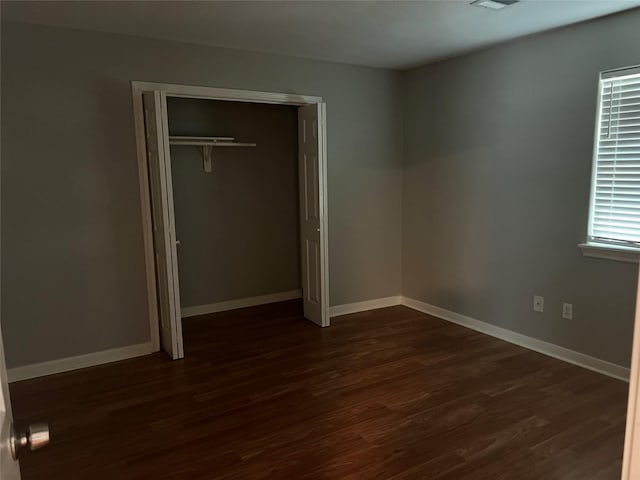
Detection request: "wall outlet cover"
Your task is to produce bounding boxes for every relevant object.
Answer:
[533,295,544,313]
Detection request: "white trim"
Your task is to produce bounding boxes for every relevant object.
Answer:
[579,242,640,264]
[7,342,153,383]
[401,297,630,382]
[319,103,331,327]
[132,81,322,106]
[132,86,160,352]
[622,264,640,478]
[181,290,302,318]
[602,64,640,80]
[330,296,402,317]
[586,72,604,245]
[131,81,327,352]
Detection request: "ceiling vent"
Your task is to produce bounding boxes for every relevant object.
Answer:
[471,0,519,10]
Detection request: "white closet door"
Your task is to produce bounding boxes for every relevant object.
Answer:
[298,103,329,327]
[143,91,184,359]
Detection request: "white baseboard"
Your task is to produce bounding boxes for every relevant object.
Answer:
[10,296,627,383]
[401,296,630,382]
[7,342,153,383]
[330,296,402,317]
[181,289,302,318]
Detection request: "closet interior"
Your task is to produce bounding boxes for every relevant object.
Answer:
[167,98,302,318]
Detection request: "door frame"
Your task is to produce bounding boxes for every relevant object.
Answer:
[622,265,640,479]
[131,81,330,352]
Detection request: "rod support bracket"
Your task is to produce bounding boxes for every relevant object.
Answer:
[200,145,213,173]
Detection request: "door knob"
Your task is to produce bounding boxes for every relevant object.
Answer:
[10,423,50,459]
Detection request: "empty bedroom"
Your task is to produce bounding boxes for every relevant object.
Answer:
[1,1,640,479]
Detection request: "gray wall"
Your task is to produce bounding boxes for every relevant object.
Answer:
[1,22,403,368]
[167,98,300,307]
[3,10,638,371]
[401,9,640,367]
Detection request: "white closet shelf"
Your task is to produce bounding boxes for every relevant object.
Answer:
[168,136,257,173]
[169,136,256,147]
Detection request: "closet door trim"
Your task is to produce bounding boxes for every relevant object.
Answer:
[131,81,328,352]
[133,81,322,107]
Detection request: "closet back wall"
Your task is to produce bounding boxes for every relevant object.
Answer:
[167,98,300,308]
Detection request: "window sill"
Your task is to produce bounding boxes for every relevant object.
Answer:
[578,242,640,264]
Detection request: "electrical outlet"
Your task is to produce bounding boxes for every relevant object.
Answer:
[562,303,573,320]
[533,295,544,313]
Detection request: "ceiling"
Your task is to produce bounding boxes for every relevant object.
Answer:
[2,0,639,70]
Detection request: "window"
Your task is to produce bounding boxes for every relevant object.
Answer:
[583,66,640,262]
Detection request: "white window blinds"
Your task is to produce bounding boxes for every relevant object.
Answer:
[588,66,640,247]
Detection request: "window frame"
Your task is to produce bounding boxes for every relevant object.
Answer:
[580,65,640,263]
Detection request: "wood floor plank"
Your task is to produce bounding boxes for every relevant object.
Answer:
[9,300,628,479]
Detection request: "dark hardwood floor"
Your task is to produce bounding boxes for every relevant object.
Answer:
[10,300,628,479]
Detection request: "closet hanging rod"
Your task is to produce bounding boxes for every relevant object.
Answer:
[170,135,234,142]
[168,135,257,173]
[171,141,257,147]
[169,135,256,147]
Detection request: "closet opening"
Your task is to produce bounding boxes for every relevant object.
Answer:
[132,83,329,360]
